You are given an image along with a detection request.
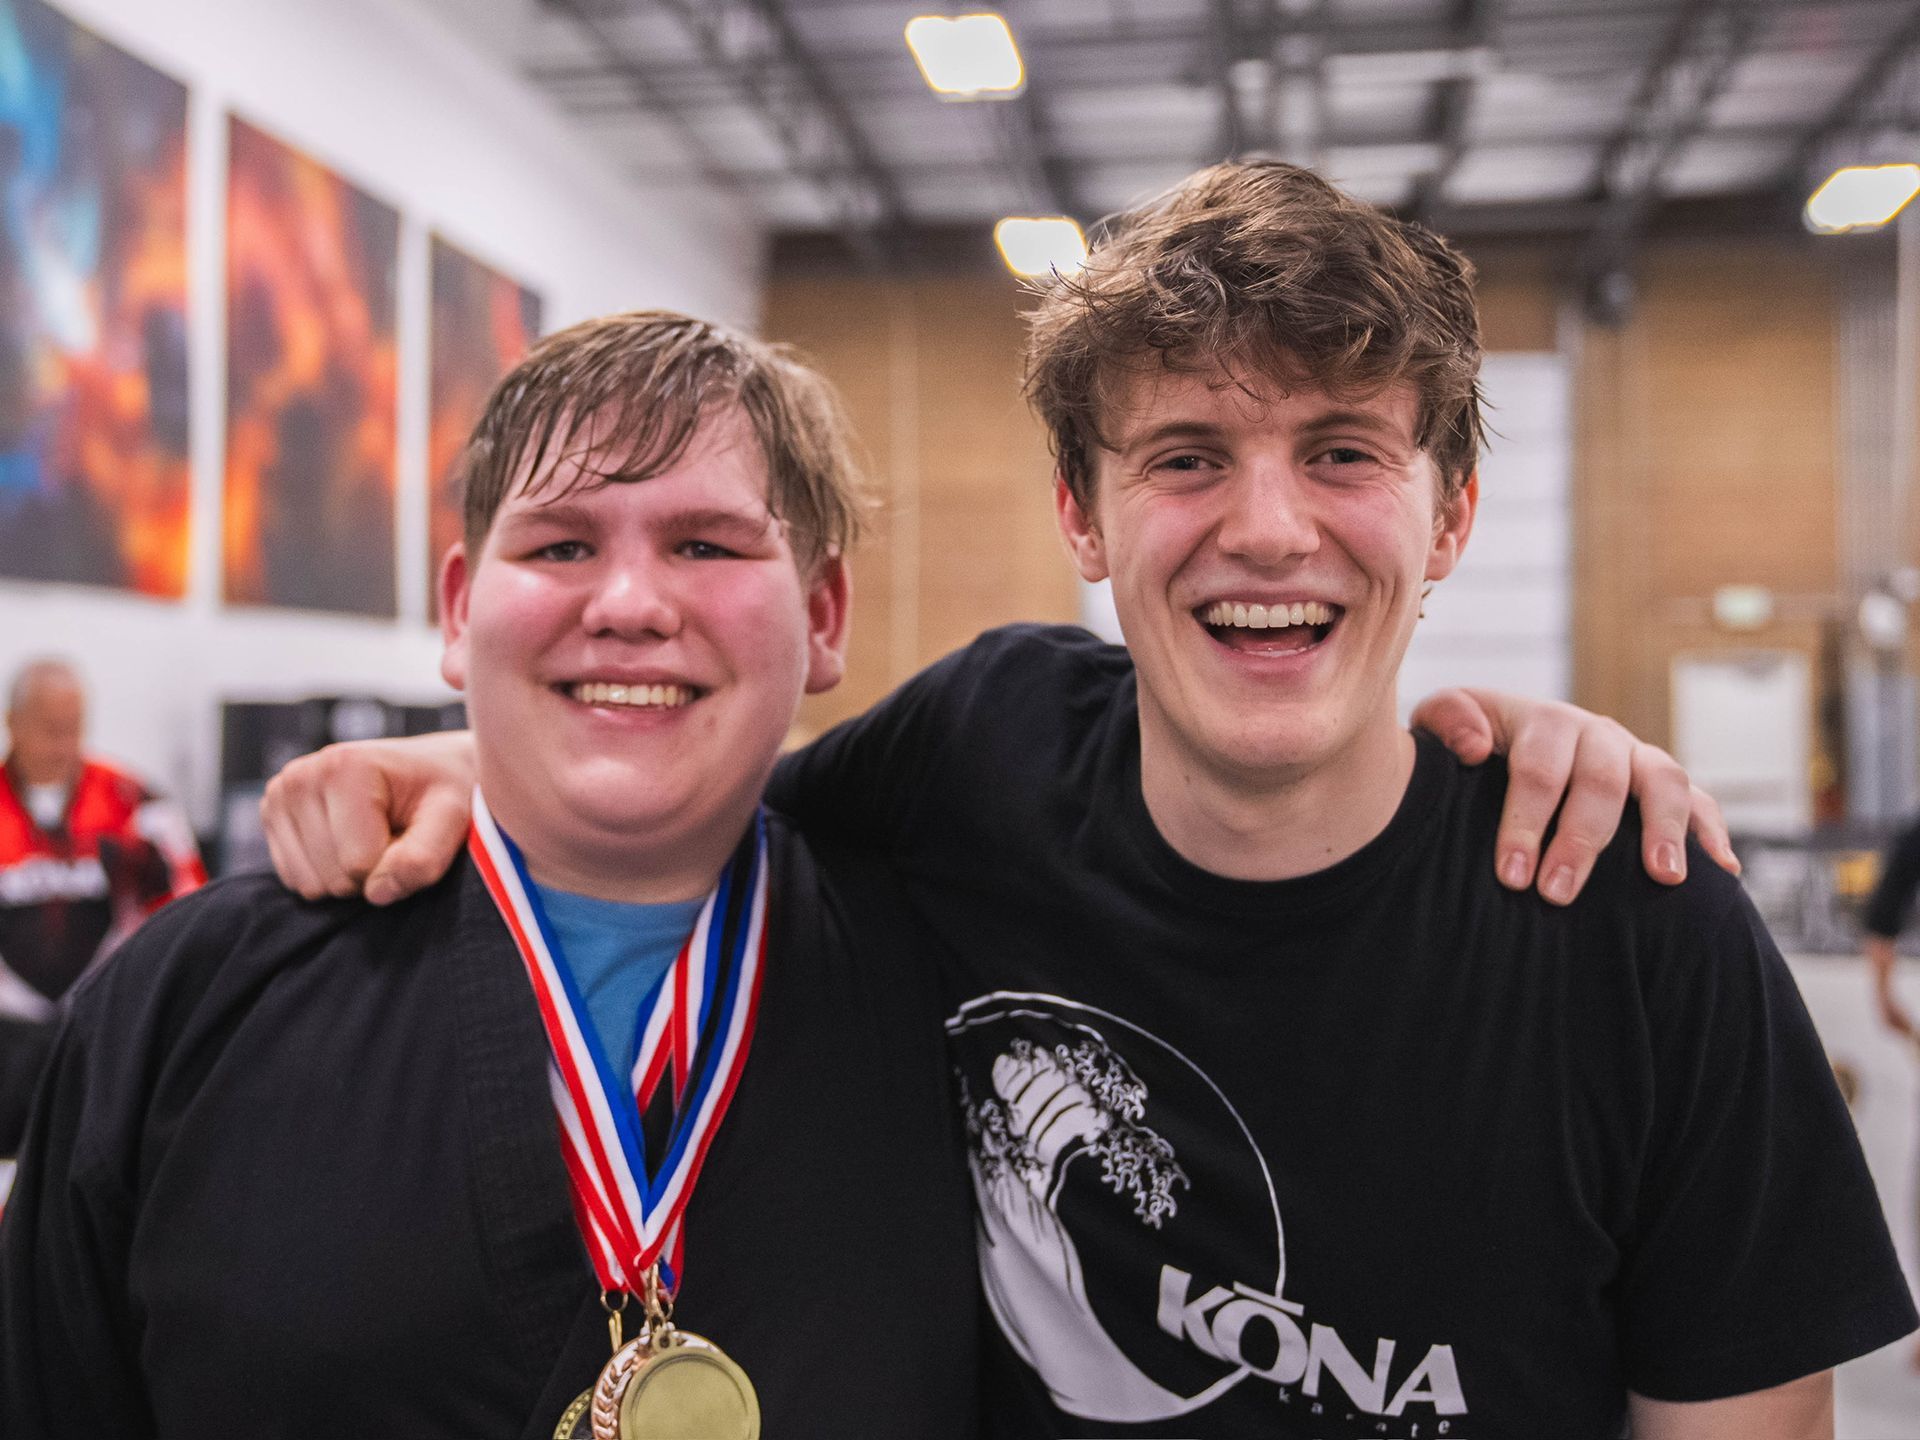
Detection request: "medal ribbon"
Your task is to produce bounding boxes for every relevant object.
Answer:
[469,788,769,1293]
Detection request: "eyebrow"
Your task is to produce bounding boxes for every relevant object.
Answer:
[654,505,779,537]
[1294,409,1407,440]
[496,500,777,538]
[1114,409,1411,453]
[1111,420,1230,453]
[495,500,597,532]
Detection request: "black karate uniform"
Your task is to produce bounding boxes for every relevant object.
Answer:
[0,816,979,1439]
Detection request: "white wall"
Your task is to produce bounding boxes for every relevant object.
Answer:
[1399,351,1573,709]
[0,0,765,828]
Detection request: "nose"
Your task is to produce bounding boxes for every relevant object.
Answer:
[1213,459,1319,566]
[579,551,682,639]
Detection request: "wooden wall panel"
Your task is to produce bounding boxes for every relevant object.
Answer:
[1571,240,1842,749]
[763,270,1077,740]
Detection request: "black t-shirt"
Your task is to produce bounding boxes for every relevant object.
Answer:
[1864,813,1920,938]
[0,817,979,1440]
[771,623,1918,1440]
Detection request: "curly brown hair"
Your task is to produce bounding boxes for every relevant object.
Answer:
[460,310,863,567]
[1024,161,1484,512]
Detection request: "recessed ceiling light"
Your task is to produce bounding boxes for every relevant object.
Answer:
[993,217,1086,278]
[905,13,1024,98]
[1804,163,1920,234]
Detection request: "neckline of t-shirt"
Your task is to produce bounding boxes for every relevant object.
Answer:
[1116,723,1454,916]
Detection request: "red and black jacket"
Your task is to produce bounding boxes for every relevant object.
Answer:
[0,758,205,1015]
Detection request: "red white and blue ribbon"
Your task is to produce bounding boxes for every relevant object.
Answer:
[468,787,769,1295]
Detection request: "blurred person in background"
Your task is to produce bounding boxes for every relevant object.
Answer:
[1861,812,1920,1369]
[0,657,203,1155]
[1864,814,1920,1044]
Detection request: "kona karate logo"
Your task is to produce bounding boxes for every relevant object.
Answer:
[947,993,1469,1433]
[1158,1266,1465,1421]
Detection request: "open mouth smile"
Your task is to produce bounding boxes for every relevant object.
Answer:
[1197,599,1341,655]
[560,681,702,710]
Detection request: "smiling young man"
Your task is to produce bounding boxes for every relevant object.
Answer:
[0,314,978,1438]
[253,167,1911,1439]
[769,164,1914,1435]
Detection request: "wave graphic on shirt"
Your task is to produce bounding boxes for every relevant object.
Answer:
[949,993,1284,1422]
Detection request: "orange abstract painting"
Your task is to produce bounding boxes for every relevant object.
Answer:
[427,234,541,618]
[224,116,398,616]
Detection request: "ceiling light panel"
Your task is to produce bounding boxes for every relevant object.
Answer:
[905,13,1025,97]
[994,216,1087,277]
[1806,164,1920,233]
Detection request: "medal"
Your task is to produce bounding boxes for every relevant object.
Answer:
[552,1275,760,1440]
[468,793,768,1440]
[550,1270,761,1440]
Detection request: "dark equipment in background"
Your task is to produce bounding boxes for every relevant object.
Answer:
[214,696,465,875]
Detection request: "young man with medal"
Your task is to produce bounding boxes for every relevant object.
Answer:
[0,314,979,1438]
[252,162,1917,1437]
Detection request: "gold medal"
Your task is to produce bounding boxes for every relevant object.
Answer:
[592,1330,760,1439]
[557,1272,760,1440]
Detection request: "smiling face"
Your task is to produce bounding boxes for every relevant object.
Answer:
[1057,363,1476,802]
[440,404,849,901]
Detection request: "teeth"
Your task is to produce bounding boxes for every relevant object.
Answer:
[570,682,694,709]
[1201,600,1335,629]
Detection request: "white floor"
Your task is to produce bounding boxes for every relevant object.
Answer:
[1787,954,1920,1438]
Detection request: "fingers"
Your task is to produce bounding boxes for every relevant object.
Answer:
[1410,686,1497,765]
[1493,706,1580,895]
[364,785,471,905]
[262,749,376,900]
[1628,744,1693,886]
[1687,784,1739,875]
[262,781,327,900]
[1532,721,1634,906]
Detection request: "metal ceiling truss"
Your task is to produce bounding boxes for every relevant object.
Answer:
[1778,4,1920,191]
[1202,0,1329,167]
[544,0,907,265]
[1409,0,1504,224]
[987,91,1081,221]
[978,1,1080,222]
[1580,0,1781,307]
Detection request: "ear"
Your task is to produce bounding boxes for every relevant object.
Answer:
[801,550,853,695]
[1054,475,1110,583]
[438,543,474,692]
[1425,469,1478,584]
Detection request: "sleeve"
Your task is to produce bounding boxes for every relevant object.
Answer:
[0,996,157,1436]
[1616,885,1919,1400]
[767,641,981,850]
[1863,815,1920,938]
